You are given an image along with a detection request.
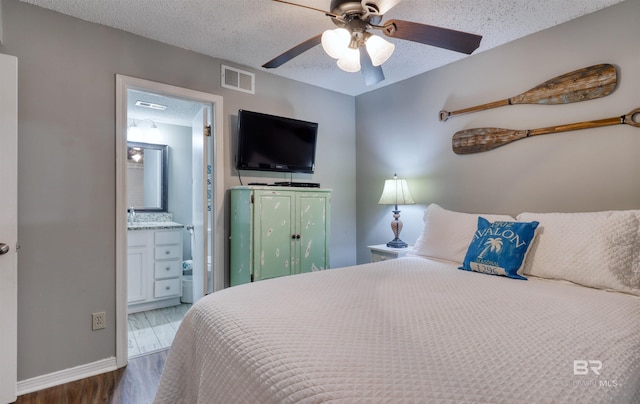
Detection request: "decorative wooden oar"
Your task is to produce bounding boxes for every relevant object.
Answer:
[439,64,617,122]
[452,108,640,154]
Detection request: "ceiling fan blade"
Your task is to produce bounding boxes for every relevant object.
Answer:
[383,19,482,54]
[359,47,385,86]
[371,0,403,15]
[272,0,338,18]
[262,34,323,69]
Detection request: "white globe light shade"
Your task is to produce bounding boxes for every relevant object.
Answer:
[321,28,351,59]
[336,47,361,72]
[366,35,395,66]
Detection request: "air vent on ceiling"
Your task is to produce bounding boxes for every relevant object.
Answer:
[221,65,255,94]
[135,100,167,110]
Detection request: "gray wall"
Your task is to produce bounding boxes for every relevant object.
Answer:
[0,0,356,381]
[355,0,640,264]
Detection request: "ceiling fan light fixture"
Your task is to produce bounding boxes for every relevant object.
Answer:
[321,28,351,59]
[337,47,361,72]
[366,34,395,66]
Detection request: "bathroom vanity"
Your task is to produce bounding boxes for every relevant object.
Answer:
[127,221,184,313]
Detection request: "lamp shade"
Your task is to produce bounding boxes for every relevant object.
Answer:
[321,28,351,59]
[378,176,415,205]
[365,35,395,66]
[337,47,361,72]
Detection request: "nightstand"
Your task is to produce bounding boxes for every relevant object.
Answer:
[368,244,414,263]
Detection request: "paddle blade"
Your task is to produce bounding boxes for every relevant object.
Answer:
[382,19,482,54]
[272,1,338,18]
[262,34,322,68]
[452,128,528,154]
[360,47,385,86]
[371,0,403,15]
[511,63,617,105]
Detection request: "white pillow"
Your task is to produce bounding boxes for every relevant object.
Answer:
[410,204,514,264]
[517,210,640,296]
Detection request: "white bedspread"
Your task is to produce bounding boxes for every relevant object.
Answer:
[154,257,640,403]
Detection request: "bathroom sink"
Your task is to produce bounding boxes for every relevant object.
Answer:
[127,221,184,231]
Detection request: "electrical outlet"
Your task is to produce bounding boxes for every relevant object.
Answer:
[92,312,106,331]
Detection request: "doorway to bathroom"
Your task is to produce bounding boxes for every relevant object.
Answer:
[115,75,224,366]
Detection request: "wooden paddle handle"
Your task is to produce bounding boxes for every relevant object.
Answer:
[452,108,640,154]
[529,108,640,136]
[439,99,510,122]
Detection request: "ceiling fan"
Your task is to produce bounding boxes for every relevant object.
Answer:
[262,0,483,86]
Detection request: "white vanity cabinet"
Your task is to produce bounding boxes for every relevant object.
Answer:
[127,228,183,313]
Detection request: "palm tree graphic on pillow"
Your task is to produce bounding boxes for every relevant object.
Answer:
[478,237,503,259]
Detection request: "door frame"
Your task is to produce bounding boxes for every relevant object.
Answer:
[115,75,224,368]
[0,53,18,404]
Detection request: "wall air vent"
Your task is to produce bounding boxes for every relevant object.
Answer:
[221,65,255,94]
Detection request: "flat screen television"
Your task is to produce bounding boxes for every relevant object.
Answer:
[236,110,319,173]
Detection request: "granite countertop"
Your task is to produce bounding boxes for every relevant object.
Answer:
[127,221,185,231]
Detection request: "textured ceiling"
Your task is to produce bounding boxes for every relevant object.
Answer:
[21,0,624,96]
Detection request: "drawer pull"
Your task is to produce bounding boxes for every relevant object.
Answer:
[165,250,170,255]
[166,286,171,290]
[166,266,171,271]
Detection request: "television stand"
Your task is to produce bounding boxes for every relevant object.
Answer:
[271,182,320,188]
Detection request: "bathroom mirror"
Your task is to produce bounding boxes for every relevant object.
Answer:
[126,141,168,212]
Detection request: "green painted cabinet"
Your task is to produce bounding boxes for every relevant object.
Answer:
[230,187,331,286]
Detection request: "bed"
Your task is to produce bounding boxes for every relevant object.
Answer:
[154,204,640,403]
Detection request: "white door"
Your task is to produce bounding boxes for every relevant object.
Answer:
[0,53,18,404]
[191,107,209,301]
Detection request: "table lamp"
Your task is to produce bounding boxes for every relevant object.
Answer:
[378,174,415,248]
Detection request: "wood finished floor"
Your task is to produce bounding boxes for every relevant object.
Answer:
[14,304,192,403]
[128,304,191,358]
[14,349,168,404]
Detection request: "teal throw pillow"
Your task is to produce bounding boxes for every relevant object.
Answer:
[459,217,539,280]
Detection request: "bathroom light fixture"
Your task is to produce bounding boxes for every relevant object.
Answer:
[128,119,160,137]
[378,173,415,248]
[149,121,161,137]
[127,120,140,137]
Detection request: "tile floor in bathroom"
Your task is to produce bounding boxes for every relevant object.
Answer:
[127,303,192,358]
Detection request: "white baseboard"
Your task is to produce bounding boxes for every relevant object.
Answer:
[17,357,118,396]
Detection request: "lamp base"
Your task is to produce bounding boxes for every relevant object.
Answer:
[387,209,408,248]
[386,238,408,248]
